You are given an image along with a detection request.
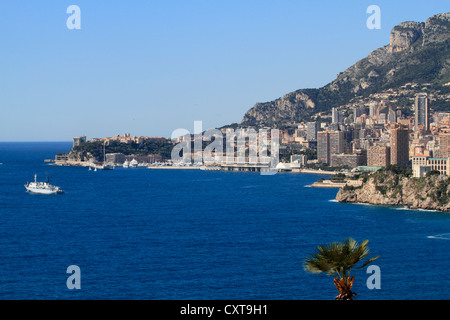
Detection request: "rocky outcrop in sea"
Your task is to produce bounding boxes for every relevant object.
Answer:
[336,168,450,212]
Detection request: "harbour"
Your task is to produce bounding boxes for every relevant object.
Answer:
[51,157,341,175]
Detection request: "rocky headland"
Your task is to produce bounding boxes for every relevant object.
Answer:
[336,168,450,212]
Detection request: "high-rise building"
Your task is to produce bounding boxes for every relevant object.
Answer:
[329,130,344,155]
[369,103,377,118]
[317,131,330,164]
[439,133,450,158]
[390,125,410,165]
[306,122,320,141]
[388,107,397,123]
[328,123,339,131]
[414,93,429,131]
[367,144,391,167]
[332,107,341,124]
[353,106,365,123]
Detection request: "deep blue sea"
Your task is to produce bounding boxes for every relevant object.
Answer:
[0,142,449,300]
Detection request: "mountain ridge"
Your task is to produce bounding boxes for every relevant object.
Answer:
[240,12,450,127]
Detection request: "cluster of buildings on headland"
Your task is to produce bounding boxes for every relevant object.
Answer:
[55,133,164,168]
[268,92,450,177]
[72,133,167,146]
[55,92,450,176]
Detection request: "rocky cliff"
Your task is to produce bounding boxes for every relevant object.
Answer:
[336,168,450,212]
[241,13,450,127]
[241,89,317,126]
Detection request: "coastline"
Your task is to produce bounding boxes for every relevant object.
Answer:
[341,201,444,213]
[52,160,90,167]
[309,182,346,188]
[147,166,200,170]
[217,167,341,174]
[335,171,450,213]
[293,168,339,175]
[51,160,340,175]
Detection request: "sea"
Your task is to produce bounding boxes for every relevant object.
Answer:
[0,142,449,300]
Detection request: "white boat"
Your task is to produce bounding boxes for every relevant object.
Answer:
[25,174,65,194]
[129,158,138,168]
[123,160,129,168]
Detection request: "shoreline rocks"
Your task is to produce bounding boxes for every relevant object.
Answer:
[336,169,450,212]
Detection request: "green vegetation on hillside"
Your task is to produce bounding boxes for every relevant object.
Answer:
[72,139,174,161]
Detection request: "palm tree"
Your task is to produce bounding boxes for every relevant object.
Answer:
[303,238,379,300]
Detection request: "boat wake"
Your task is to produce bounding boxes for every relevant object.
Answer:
[394,206,440,213]
[394,206,410,211]
[427,233,450,240]
[354,202,377,206]
[240,184,261,189]
[417,208,440,213]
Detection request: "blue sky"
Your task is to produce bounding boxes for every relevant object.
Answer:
[0,1,448,141]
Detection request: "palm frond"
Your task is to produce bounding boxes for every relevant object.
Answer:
[304,238,379,278]
[357,255,380,269]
